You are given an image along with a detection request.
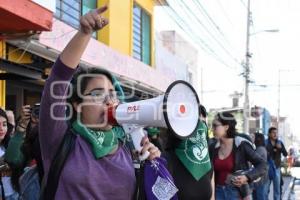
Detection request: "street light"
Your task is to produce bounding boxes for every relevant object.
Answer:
[243,0,279,134]
[250,29,280,36]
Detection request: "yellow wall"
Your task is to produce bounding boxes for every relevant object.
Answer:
[98,0,155,66]
[0,43,33,108]
[7,46,32,64]
[0,42,6,108]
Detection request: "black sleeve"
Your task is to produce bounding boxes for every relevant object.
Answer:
[281,142,288,157]
[243,143,268,182]
[150,137,164,152]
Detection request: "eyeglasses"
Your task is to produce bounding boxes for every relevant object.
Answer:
[83,90,119,104]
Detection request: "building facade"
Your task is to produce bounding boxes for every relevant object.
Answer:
[0,0,173,116]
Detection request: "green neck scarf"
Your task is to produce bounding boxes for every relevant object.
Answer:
[175,121,212,181]
[72,120,125,159]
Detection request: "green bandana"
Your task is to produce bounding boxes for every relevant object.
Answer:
[175,121,212,180]
[72,120,125,159]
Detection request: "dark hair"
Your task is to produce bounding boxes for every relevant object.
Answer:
[69,67,114,103]
[268,127,277,134]
[0,108,11,148]
[215,112,237,138]
[67,67,124,122]
[254,133,265,147]
[11,124,43,192]
[200,105,207,118]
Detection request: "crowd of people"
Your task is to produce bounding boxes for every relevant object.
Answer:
[0,6,292,200]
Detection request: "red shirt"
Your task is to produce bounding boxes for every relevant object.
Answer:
[214,151,234,185]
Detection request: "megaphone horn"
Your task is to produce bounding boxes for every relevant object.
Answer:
[162,80,200,138]
[107,80,200,159]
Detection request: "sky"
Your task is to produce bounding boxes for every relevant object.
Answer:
[154,0,300,137]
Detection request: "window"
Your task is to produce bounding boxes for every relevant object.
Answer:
[82,0,97,38]
[81,0,97,15]
[55,0,97,38]
[55,0,81,28]
[133,4,151,65]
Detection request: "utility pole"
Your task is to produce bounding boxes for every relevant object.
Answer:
[243,0,251,134]
[277,69,281,128]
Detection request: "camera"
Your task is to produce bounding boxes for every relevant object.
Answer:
[0,157,9,174]
[31,103,40,118]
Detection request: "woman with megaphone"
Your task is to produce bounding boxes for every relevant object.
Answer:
[38,6,169,200]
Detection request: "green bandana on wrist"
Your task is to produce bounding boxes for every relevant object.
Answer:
[72,120,125,159]
[175,121,211,181]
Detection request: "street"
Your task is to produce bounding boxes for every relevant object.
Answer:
[288,167,300,200]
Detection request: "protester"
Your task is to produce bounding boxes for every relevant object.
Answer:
[5,105,43,200]
[0,108,18,200]
[163,105,214,200]
[252,133,268,200]
[209,112,267,200]
[39,6,162,199]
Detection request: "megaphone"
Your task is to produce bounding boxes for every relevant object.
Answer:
[108,80,200,160]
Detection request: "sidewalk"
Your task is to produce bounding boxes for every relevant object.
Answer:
[268,175,293,200]
[287,167,300,200]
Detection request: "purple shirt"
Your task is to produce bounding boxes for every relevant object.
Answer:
[39,58,136,199]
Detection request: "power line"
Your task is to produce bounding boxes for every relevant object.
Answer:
[191,0,234,48]
[239,0,248,9]
[0,45,23,59]
[0,37,34,60]
[15,42,31,63]
[178,0,241,66]
[38,29,77,40]
[157,0,236,69]
[215,0,235,28]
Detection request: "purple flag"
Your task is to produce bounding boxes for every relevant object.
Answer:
[144,157,178,200]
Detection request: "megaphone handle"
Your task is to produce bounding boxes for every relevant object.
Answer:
[129,127,150,161]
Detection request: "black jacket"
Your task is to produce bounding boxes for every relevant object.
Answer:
[209,135,267,183]
[266,139,287,168]
[163,151,213,200]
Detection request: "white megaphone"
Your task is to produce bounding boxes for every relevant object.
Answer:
[107,80,200,160]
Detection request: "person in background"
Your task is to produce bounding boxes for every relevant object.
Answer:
[5,111,15,136]
[164,108,214,200]
[209,112,267,200]
[146,127,163,151]
[199,105,214,146]
[266,127,287,200]
[5,105,43,200]
[287,147,295,174]
[0,108,18,200]
[251,133,268,200]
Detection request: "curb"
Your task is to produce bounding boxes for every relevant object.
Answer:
[282,177,295,200]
